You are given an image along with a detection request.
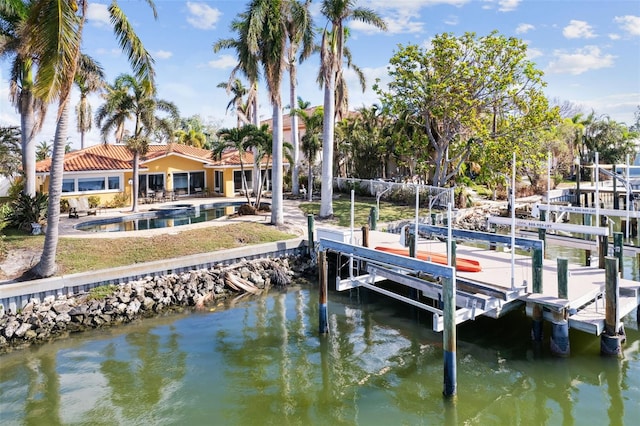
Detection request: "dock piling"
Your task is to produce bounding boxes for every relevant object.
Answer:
[557,258,568,299]
[601,257,623,357]
[319,251,329,335]
[613,232,623,276]
[307,214,315,257]
[443,274,457,397]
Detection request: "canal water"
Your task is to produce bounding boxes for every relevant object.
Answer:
[1,278,638,425]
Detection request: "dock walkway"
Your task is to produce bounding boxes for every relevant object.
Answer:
[324,228,640,336]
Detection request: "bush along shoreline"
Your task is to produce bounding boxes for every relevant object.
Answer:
[0,255,316,354]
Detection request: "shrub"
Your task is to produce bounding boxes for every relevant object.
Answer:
[60,198,70,213]
[7,192,48,231]
[87,196,101,208]
[0,203,11,260]
[106,192,128,208]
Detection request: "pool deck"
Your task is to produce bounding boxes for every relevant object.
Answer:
[58,196,315,238]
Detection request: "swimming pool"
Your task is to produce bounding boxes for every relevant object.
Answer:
[75,202,247,233]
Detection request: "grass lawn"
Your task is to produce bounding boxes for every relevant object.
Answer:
[2,222,296,276]
[299,196,420,228]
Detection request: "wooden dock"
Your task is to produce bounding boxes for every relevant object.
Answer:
[318,226,640,336]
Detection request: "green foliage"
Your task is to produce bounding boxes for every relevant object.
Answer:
[0,126,22,177]
[8,192,48,231]
[106,192,128,208]
[88,284,118,301]
[0,203,10,258]
[8,176,24,199]
[60,198,70,213]
[376,31,558,187]
[87,196,101,208]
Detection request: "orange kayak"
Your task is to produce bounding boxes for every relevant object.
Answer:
[374,246,482,273]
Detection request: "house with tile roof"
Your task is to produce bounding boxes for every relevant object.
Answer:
[35,143,275,205]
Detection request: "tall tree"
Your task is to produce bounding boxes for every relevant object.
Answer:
[213,13,262,193]
[1,0,48,196]
[215,125,254,205]
[0,126,22,177]
[377,32,557,188]
[297,106,323,201]
[97,74,178,211]
[74,53,105,149]
[25,0,157,278]
[245,0,289,226]
[318,0,386,218]
[285,0,314,196]
[217,78,251,128]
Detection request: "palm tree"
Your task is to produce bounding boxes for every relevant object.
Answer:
[0,126,22,178]
[285,0,314,196]
[318,0,386,218]
[215,125,255,204]
[214,13,262,200]
[74,53,105,149]
[25,0,157,278]
[1,0,48,196]
[97,74,178,211]
[298,106,323,201]
[251,123,294,209]
[217,78,252,128]
[35,139,52,160]
[245,0,289,226]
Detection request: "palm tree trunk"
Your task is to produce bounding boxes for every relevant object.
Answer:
[131,153,140,212]
[290,67,300,196]
[252,86,261,196]
[308,162,313,202]
[31,103,70,278]
[20,91,37,197]
[320,74,335,218]
[271,103,284,226]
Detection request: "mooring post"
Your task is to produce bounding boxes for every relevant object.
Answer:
[531,247,544,342]
[361,225,369,248]
[538,211,547,249]
[307,214,315,257]
[585,249,591,267]
[601,256,623,357]
[443,274,457,397]
[557,258,568,299]
[369,207,377,231]
[613,232,623,277]
[450,240,457,270]
[550,258,571,357]
[408,233,416,258]
[598,235,608,269]
[318,250,329,335]
[431,213,437,225]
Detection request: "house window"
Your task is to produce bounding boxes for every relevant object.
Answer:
[108,176,120,190]
[62,179,75,193]
[173,171,205,196]
[78,177,105,191]
[61,175,121,193]
[233,170,252,192]
[214,171,223,193]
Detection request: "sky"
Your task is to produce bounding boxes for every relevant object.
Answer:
[1,0,639,150]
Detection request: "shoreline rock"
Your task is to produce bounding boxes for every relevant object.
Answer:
[0,255,315,354]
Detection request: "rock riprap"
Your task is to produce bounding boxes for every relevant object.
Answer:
[0,256,313,353]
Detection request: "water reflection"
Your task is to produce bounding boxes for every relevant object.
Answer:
[0,287,638,425]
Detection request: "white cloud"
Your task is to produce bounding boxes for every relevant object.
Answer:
[365,0,469,11]
[546,46,615,75]
[155,50,173,60]
[481,0,520,12]
[352,12,423,35]
[608,33,621,41]
[444,15,459,26]
[87,3,110,27]
[497,0,521,12]
[516,23,534,34]
[526,47,543,60]
[186,2,222,30]
[208,55,237,69]
[563,20,596,39]
[614,15,640,37]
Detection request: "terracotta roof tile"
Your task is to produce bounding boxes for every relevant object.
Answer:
[34,143,272,173]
